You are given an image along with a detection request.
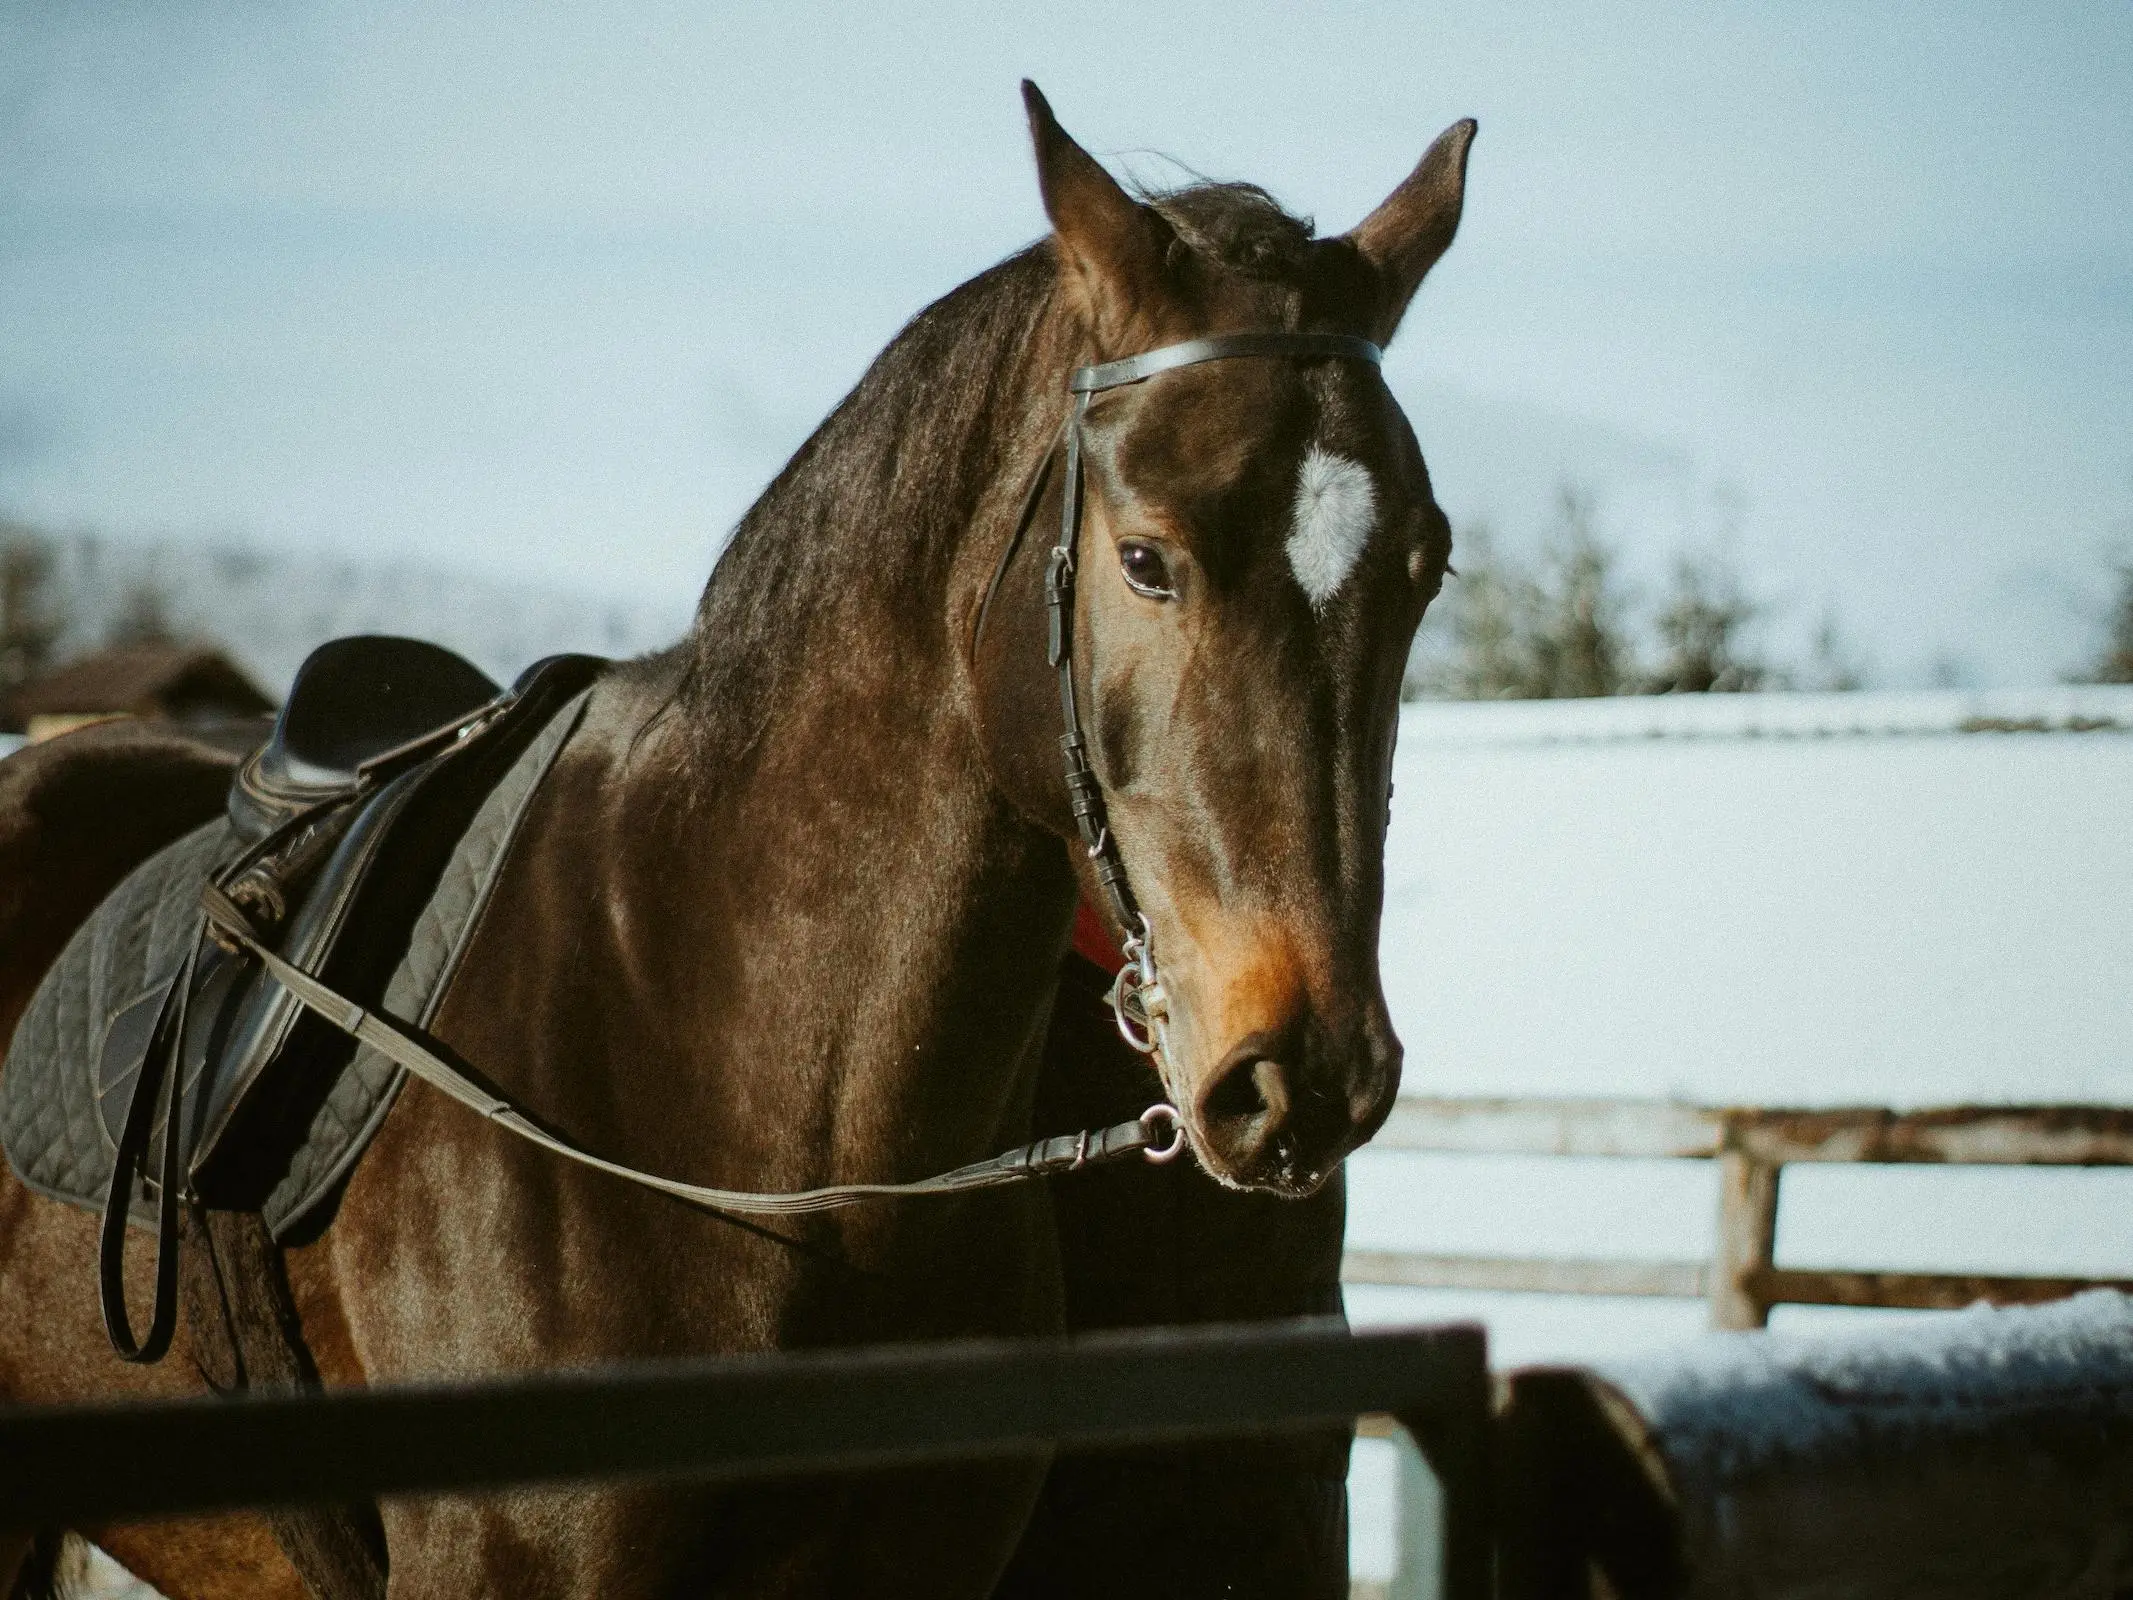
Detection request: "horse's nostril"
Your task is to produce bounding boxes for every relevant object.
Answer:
[1202,1053,1297,1139]
[1205,1055,1279,1126]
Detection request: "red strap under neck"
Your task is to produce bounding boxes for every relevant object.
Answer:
[1071,899,1125,976]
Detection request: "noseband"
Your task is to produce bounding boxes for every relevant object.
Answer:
[1020,331,1383,1069]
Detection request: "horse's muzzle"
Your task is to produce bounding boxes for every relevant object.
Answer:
[1191,1016,1400,1194]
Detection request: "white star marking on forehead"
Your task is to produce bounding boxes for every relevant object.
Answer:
[1286,447,1377,609]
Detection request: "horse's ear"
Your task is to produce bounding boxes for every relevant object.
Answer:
[1023,81,1175,347]
[1342,118,1477,344]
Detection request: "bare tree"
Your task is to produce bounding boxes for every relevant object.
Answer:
[1406,524,1536,699]
[107,577,178,648]
[1524,486,1636,697]
[1406,484,1879,700]
[1,520,65,697]
[1647,549,1770,693]
[2073,555,2133,684]
[1802,609,1867,692]
[1406,488,1641,699]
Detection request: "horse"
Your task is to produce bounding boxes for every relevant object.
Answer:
[0,83,1470,1599]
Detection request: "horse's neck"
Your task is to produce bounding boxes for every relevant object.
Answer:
[588,273,1080,1189]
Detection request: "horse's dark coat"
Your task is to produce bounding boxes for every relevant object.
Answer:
[995,952,1353,1599]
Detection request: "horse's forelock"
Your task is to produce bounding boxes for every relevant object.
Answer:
[1138,181,1317,281]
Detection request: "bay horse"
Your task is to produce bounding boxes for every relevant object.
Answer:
[0,84,1470,1599]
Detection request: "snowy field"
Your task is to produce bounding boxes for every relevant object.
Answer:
[1345,685,2133,1582]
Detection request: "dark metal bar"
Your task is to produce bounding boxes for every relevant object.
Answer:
[0,1320,1486,1529]
[1399,1351,1496,1600]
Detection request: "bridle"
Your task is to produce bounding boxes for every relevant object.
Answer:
[196,332,1383,1224]
[994,330,1384,1080]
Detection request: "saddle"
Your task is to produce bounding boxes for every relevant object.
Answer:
[0,636,605,1361]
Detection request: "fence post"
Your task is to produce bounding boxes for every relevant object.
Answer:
[1711,1146,1780,1330]
[1397,1339,1493,1600]
[1388,1423,1444,1600]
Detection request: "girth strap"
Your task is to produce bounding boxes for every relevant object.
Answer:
[200,882,1184,1219]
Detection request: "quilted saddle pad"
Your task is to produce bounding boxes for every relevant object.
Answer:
[0,687,588,1240]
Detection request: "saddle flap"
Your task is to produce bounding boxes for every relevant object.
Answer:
[194,654,605,1208]
[94,952,251,1190]
[1,650,606,1290]
[94,982,171,1158]
[188,765,435,1198]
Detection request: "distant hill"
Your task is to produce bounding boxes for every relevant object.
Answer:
[29,534,696,698]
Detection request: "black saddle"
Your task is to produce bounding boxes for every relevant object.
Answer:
[229,635,505,835]
[14,636,604,1362]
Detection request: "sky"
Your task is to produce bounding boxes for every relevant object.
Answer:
[2,0,2128,685]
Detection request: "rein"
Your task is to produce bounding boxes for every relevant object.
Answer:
[200,880,1181,1217]
[190,331,1380,1225]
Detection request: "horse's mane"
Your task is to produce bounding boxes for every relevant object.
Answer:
[659,181,1316,778]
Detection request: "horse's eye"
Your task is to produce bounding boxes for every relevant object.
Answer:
[1118,540,1176,599]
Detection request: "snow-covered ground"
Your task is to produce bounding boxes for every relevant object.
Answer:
[1354,684,2133,1362]
[1345,686,2133,1583]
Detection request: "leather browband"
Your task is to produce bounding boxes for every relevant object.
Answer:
[1068,332,1381,395]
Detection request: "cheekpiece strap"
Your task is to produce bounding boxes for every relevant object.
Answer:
[1049,328,1383,1057]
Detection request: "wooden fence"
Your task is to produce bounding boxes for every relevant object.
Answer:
[1342,1097,2133,1329]
[0,1320,1492,1600]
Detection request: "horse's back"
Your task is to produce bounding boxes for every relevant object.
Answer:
[0,719,242,1046]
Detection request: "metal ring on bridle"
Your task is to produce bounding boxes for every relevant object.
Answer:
[1107,958,1158,1054]
[1139,1103,1187,1164]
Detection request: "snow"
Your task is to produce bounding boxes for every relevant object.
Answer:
[1351,688,2133,1365]
[1347,692,2133,1579]
[1394,685,2133,745]
[1596,1288,2133,1487]
[1379,688,2133,1108]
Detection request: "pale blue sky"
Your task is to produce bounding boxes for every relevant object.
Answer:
[3,1,2128,683]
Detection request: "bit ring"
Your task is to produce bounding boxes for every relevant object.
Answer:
[1139,1103,1186,1164]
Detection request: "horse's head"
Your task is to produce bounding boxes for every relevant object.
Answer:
[991,86,1471,1195]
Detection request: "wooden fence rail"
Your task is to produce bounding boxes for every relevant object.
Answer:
[1344,1098,2133,1330]
[0,1320,1493,1600]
